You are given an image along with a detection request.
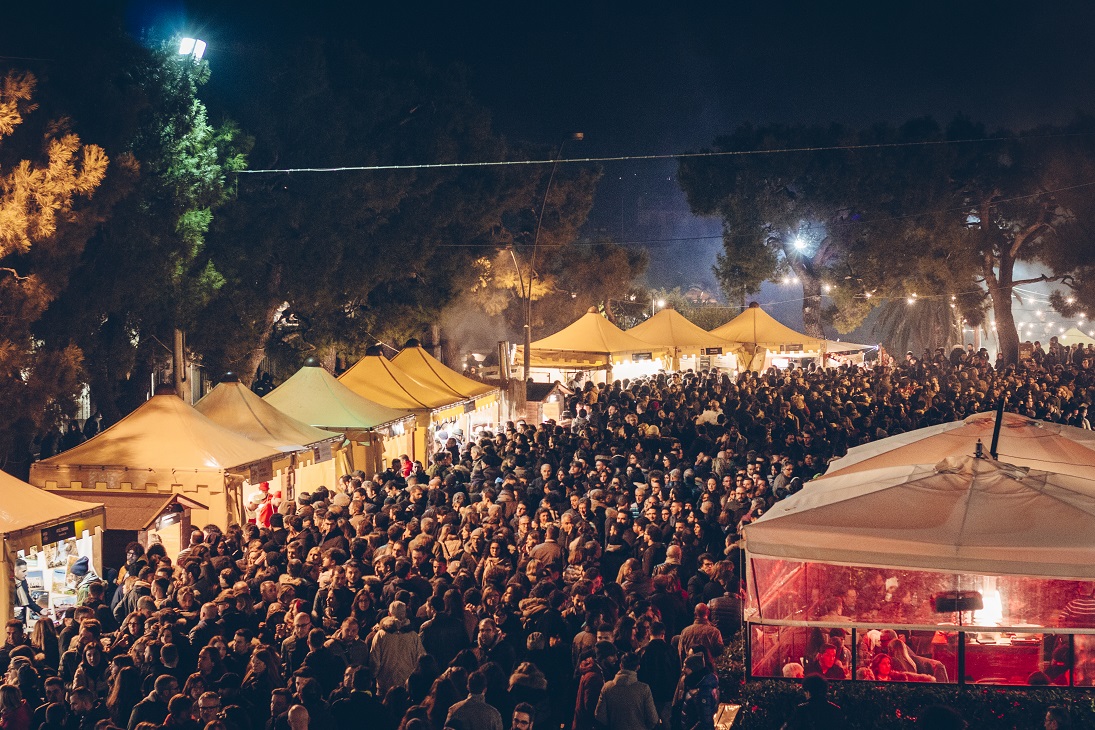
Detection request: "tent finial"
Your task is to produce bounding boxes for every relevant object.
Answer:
[990,398,1005,459]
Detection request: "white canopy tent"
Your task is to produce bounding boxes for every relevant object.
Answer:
[745,455,1095,580]
[823,411,1095,480]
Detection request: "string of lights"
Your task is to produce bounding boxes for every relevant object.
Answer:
[234,130,1095,175]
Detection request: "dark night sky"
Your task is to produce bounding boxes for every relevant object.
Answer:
[7,1,1095,296]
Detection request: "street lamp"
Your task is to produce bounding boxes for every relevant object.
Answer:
[521,132,584,384]
[653,297,666,317]
[178,37,206,60]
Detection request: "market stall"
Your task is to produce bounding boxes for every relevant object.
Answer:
[1058,327,1095,348]
[1,469,105,624]
[195,375,342,504]
[28,388,280,552]
[337,346,468,461]
[743,450,1095,686]
[264,359,415,476]
[391,339,503,439]
[514,307,667,384]
[626,307,740,372]
[823,411,1095,480]
[709,303,870,371]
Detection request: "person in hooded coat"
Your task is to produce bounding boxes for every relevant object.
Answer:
[674,652,719,730]
[369,601,425,695]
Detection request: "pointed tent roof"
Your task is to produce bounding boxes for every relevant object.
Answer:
[627,308,739,350]
[745,455,1095,579]
[1058,326,1095,347]
[391,340,495,398]
[823,411,1095,480]
[35,391,280,472]
[709,303,826,351]
[339,347,464,410]
[530,308,659,354]
[195,377,338,452]
[264,360,412,430]
[1,469,103,535]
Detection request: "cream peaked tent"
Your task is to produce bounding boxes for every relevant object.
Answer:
[339,346,464,411]
[627,308,739,370]
[709,303,869,370]
[196,377,344,501]
[0,470,106,622]
[265,360,415,475]
[823,411,1095,480]
[29,392,280,530]
[1058,327,1095,347]
[195,376,338,452]
[516,307,665,372]
[745,455,1095,579]
[392,339,502,434]
[393,339,495,398]
[265,360,412,432]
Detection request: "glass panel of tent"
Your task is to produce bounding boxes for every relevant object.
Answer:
[747,557,1095,687]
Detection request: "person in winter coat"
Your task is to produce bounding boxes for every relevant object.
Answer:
[418,592,470,669]
[594,652,659,730]
[369,601,425,695]
[126,674,178,730]
[445,669,502,730]
[0,685,32,730]
[677,604,724,663]
[638,621,680,728]
[504,662,549,727]
[572,644,612,730]
[674,652,719,730]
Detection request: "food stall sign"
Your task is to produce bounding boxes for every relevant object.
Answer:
[41,521,76,545]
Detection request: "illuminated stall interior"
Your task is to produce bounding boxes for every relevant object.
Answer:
[1,469,105,624]
[744,454,1095,686]
[522,381,573,424]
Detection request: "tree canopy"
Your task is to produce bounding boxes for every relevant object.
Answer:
[0,71,108,473]
[679,118,1095,360]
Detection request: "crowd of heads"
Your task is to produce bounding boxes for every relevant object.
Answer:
[5,349,1093,730]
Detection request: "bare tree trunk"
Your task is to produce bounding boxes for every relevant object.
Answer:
[983,242,1020,366]
[430,323,442,360]
[172,328,189,401]
[237,299,285,386]
[799,272,825,339]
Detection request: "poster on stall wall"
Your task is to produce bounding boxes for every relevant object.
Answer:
[18,532,95,626]
[25,570,44,592]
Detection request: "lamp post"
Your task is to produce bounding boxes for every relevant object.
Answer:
[652,295,666,318]
[521,132,583,384]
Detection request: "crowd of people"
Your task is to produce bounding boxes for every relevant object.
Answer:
[5,347,1095,730]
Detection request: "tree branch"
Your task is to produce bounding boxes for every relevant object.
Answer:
[0,267,30,282]
[1009,273,1065,287]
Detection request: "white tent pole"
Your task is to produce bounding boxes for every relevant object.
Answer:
[0,539,12,625]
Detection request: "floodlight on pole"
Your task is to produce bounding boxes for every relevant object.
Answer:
[793,237,807,251]
[179,38,206,60]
